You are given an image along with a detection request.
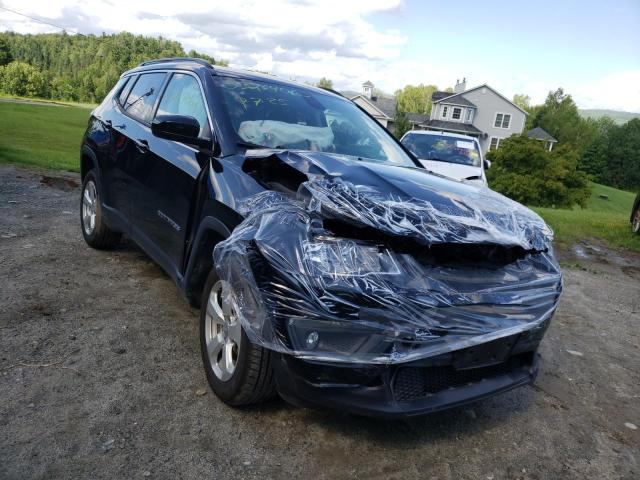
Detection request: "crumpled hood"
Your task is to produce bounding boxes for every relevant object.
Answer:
[243,149,553,252]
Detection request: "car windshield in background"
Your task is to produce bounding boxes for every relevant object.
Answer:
[403,134,480,167]
[214,76,416,168]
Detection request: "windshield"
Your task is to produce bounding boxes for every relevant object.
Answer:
[402,133,481,167]
[214,76,416,167]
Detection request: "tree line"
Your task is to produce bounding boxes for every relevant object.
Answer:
[0,32,226,103]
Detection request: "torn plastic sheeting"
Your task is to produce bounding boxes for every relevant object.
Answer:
[214,181,562,365]
[299,178,552,252]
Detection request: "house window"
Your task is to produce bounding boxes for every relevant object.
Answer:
[489,137,500,150]
[452,107,462,120]
[466,108,474,123]
[441,106,448,118]
[494,113,511,128]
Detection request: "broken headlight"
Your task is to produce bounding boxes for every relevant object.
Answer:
[302,237,401,278]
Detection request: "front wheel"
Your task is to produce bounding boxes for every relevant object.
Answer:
[200,269,276,405]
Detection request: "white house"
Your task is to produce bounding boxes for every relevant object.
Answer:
[349,81,397,133]
[422,79,528,154]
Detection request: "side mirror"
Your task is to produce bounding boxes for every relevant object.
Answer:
[151,115,211,148]
[483,159,492,170]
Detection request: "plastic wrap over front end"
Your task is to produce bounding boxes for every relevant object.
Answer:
[214,176,562,365]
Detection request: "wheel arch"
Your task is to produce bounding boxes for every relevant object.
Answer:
[80,145,99,182]
[183,216,233,308]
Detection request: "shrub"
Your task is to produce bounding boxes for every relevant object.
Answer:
[0,61,47,97]
[487,135,591,208]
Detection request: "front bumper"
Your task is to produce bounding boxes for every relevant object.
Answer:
[272,328,546,418]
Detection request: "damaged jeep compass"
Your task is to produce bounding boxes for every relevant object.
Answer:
[80,58,562,418]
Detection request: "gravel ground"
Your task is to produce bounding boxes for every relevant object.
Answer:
[1,165,639,480]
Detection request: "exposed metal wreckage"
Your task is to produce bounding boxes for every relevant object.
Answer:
[213,150,563,365]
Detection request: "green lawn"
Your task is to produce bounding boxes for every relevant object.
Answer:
[0,101,91,171]
[534,182,639,252]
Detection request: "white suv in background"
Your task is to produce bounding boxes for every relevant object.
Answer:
[401,130,489,186]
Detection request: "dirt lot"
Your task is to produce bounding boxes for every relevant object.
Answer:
[1,165,638,479]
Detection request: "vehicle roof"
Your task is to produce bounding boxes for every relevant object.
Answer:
[122,57,345,100]
[402,130,477,141]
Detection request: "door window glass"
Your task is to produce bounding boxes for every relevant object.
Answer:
[156,74,208,136]
[123,73,166,123]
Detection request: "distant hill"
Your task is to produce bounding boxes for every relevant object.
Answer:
[579,109,639,125]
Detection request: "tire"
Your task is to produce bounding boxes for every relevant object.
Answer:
[200,269,276,405]
[80,170,121,249]
[632,208,640,235]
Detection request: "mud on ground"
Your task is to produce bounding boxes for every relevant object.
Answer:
[1,165,638,479]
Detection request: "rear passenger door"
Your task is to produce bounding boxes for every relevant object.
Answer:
[108,72,167,229]
[128,72,211,278]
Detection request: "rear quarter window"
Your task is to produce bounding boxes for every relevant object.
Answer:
[117,76,134,105]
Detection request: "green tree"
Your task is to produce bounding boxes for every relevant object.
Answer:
[0,61,47,97]
[394,110,411,140]
[316,77,333,89]
[487,135,590,208]
[602,118,640,190]
[527,88,595,150]
[579,116,617,181]
[0,37,12,66]
[395,84,438,114]
[0,31,228,102]
[512,93,531,111]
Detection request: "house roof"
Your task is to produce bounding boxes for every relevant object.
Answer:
[440,96,476,108]
[407,113,430,124]
[527,127,557,142]
[424,120,483,136]
[432,91,455,102]
[350,94,397,119]
[362,80,374,87]
[432,84,529,115]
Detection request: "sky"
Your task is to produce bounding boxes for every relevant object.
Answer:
[1,0,639,111]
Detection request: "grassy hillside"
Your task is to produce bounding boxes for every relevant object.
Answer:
[579,109,639,125]
[534,182,639,251]
[0,101,90,171]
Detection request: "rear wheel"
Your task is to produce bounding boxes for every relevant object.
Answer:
[632,207,640,234]
[200,269,276,405]
[80,170,121,249]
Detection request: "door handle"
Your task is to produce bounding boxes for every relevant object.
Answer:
[134,138,149,153]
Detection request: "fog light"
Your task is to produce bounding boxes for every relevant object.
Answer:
[306,331,319,349]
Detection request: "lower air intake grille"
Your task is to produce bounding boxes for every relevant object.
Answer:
[393,362,513,402]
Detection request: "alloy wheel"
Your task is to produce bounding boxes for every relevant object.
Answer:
[204,280,242,381]
[82,180,97,235]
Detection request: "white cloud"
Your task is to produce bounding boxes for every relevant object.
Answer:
[572,70,640,112]
[0,0,636,111]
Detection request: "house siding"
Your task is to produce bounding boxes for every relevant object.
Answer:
[460,88,526,153]
[352,96,389,127]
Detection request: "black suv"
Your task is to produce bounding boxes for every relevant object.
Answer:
[80,58,562,418]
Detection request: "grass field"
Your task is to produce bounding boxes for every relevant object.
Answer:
[1,101,638,251]
[0,101,91,171]
[534,183,639,251]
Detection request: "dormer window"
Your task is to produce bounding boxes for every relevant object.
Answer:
[452,107,462,120]
[441,106,448,118]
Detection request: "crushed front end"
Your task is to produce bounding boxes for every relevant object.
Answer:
[213,151,563,417]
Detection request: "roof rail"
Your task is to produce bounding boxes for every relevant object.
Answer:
[138,57,214,69]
